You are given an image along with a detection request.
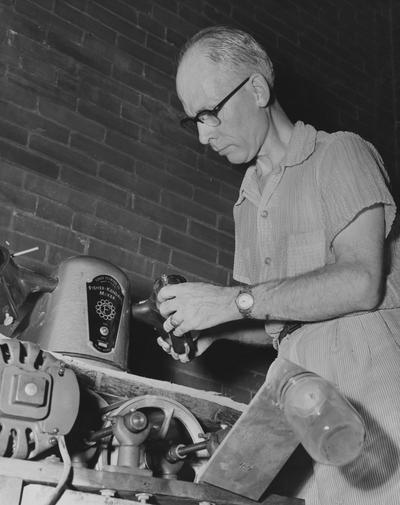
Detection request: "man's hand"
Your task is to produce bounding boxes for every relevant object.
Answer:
[156,330,213,363]
[157,282,239,336]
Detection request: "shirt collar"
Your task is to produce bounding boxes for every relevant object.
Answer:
[235,121,317,206]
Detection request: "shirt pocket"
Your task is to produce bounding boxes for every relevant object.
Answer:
[287,229,326,277]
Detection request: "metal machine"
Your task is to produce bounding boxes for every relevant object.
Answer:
[0,246,302,505]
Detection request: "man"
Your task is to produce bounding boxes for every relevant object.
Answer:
[157,26,400,504]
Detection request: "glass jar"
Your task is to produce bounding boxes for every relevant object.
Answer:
[268,357,365,466]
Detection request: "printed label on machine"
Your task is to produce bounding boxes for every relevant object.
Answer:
[86,275,124,353]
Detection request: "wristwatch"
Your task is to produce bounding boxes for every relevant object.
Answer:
[235,285,254,318]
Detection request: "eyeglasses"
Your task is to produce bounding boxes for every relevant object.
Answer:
[180,77,250,131]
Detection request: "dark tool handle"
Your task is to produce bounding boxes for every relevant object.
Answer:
[158,274,196,357]
[170,332,196,356]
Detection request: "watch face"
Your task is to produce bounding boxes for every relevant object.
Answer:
[237,292,254,310]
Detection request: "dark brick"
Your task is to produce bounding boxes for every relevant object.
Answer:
[98,163,136,192]
[116,36,174,77]
[135,161,194,197]
[165,158,217,193]
[139,236,171,263]
[87,1,145,42]
[0,181,36,212]
[36,196,73,227]
[87,238,153,277]
[218,249,234,270]
[79,68,141,107]
[7,30,79,75]
[39,98,105,141]
[161,191,216,226]
[47,31,111,75]
[220,181,239,202]
[171,249,229,284]
[60,166,129,205]
[165,27,186,49]
[6,71,76,110]
[113,66,169,103]
[0,43,21,67]
[133,175,161,203]
[47,242,83,266]
[194,187,233,215]
[0,138,60,177]
[0,76,36,110]
[15,0,84,43]
[0,160,26,187]
[197,155,243,187]
[25,174,96,214]
[141,130,198,168]
[83,32,143,75]
[0,100,69,143]
[178,4,210,29]
[0,229,47,264]
[0,118,28,145]
[19,55,57,84]
[79,81,121,115]
[78,100,139,139]
[56,70,80,96]
[146,33,176,59]
[121,102,151,129]
[1,6,46,43]
[143,66,175,94]
[189,221,234,253]
[161,227,217,263]
[14,212,85,251]
[73,213,139,251]
[89,0,138,25]
[138,13,165,39]
[55,0,116,43]
[71,132,134,171]
[106,132,161,168]
[96,201,160,240]
[133,195,187,231]
[30,134,98,174]
[152,5,196,39]
[218,215,234,235]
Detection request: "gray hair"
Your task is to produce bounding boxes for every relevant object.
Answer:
[178,26,275,89]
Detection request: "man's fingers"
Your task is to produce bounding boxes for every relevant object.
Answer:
[157,337,170,352]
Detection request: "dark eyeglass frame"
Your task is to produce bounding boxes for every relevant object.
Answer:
[180,76,250,130]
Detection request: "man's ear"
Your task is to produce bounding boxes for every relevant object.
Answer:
[250,73,271,108]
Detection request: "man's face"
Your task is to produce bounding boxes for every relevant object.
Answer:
[176,48,268,164]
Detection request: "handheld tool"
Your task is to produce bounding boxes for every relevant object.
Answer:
[131,274,196,357]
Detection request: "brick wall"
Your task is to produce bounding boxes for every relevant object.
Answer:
[0,0,397,403]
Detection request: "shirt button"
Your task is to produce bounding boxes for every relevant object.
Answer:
[264,257,272,265]
[261,210,268,218]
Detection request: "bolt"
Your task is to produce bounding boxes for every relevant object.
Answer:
[48,437,57,446]
[135,493,152,504]
[199,502,215,505]
[58,363,65,377]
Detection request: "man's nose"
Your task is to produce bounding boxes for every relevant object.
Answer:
[197,122,215,145]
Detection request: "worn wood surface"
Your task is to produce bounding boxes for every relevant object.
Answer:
[57,354,246,430]
[21,485,141,505]
[0,475,23,505]
[198,379,300,501]
[0,457,304,505]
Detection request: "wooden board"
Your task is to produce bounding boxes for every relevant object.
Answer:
[197,378,300,501]
[0,457,304,505]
